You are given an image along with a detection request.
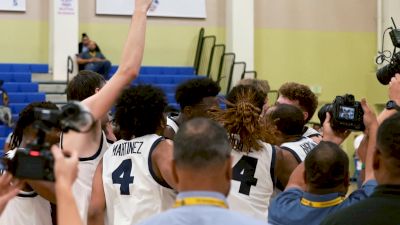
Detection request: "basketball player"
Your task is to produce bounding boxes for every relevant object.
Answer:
[164,78,220,139]
[0,102,60,225]
[88,85,176,225]
[277,82,321,143]
[57,0,153,223]
[210,85,276,221]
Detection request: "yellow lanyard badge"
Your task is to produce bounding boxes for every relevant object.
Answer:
[301,196,345,208]
[173,197,228,209]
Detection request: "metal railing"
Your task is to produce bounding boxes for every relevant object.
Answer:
[67,55,74,84]
[193,28,261,94]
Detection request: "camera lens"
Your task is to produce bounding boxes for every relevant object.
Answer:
[377,64,393,85]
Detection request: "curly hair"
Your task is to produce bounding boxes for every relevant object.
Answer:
[10,102,59,150]
[114,85,167,140]
[67,70,106,101]
[278,82,318,122]
[175,78,221,109]
[210,85,275,153]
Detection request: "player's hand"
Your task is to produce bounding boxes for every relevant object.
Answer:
[322,113,351,145]
[0,173,21,215]
[135,0,153,13]
[389,73,400,104]
[360,99,378,134]
[51,145,79,188]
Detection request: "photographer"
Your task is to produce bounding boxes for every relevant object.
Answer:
[0,102,60,225]
[268,99,378,225]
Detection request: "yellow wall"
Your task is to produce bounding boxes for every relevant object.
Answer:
[0,20,48,63]
[80,23,225,67]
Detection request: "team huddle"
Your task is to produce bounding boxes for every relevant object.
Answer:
[0,0,400,225]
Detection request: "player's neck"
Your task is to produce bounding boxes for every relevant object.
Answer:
[177,172,229,197]
[306,185,347,196]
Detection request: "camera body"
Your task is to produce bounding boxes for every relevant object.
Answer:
[318,94,365,131]
[2,101,94,181]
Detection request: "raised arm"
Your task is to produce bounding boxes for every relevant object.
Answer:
[360,99,378,183]
[378,73,400,124]
[83,0,153,121]
[51,146,83,225]
[88,159,106,225]
[284,162,306,191]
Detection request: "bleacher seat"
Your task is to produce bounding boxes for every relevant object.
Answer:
[3,82,39,92]
[0,126,12,137]
[0,137,6,150]
[10,103,29,114]
[8,93,45,103]
[0,63,48,73]
[110,66,196,76]
[0,73,31,82]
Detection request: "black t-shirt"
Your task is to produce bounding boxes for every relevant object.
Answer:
[321,185,400,225]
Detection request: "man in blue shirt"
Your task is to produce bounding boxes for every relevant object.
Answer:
[268,99,378,225]
[77,41,111,79]
[139,118,265,225]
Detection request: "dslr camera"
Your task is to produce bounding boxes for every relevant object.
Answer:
[376,18,400,85]
[318,94,365,131]
[3,101,94,181]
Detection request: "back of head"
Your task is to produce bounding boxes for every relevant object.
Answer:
[237,79,270,101]
[11,102,59,149]
[267,104,305,136]
[175,78,220,109]
[210,85,272,152]
[377,113,400,174]
[305,141,349,189]
[278,82,318,122]
[174,118,231,169]
[66,71,106,101]
[114,85,167,140]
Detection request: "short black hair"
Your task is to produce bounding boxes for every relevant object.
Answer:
[268,104,305,136]
[114,85,167,139]
[175,78,220,109]
[174,118,231,169]
[227,85,265,109]
[305,141,349,189]
[66,71,106,101]
[377,113,400,167]
[10,102,59,149]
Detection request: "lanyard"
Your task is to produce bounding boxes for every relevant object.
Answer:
[173,197,228,209]
[301,196,345,208]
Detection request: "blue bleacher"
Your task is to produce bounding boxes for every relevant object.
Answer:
[3,82,39,92]
[0,63,48,73]
[0,73,31,82]
[110,65,195,76]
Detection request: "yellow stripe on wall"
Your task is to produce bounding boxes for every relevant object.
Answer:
[80,23,225,67]
[255,28,379,103]
[0,20,48,64]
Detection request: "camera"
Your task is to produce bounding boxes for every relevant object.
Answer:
[376,18,400,85]
[318,94,365,131]
[2,101,94,181]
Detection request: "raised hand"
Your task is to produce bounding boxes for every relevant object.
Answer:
[51,146,79,188]
[135,0,153,13]
[322,113,351,145]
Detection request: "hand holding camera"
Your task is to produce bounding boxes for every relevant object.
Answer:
[51,146,78,188]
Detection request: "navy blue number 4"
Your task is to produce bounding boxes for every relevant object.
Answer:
[232,156,258,195]
[112,159,134,195]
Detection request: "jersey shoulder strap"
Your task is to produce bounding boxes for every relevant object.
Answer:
[147,136,172,189]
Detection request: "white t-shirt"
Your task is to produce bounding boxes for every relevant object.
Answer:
[103,134,175,225]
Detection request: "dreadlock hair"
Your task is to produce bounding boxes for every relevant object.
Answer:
[10,102,59,150]
[114,85,167,140]
[210,85,275,153]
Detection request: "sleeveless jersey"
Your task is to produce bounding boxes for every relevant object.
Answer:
[303,126,321,138]
[0,192,52,225]
[61,131,109,225]
[103,134,176,225]
[166,115,179,133]
[1,150,52,225]
[228,141,275,221]
[280,137,317,163]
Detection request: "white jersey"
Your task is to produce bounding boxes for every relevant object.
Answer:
[166,116,179,133]
[61,131,109,225]
[228,141,275,221]
[103,134,176,225]
[303,126,321,138]
[1,150,52,225]
[0,191,52,225]
[280,137,317,163]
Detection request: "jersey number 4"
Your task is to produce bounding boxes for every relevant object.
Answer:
[232,156,258,195]
[112,159,134,195]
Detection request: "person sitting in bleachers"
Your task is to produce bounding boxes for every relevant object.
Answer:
[77,41,111,79]
[0,81,13,128]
